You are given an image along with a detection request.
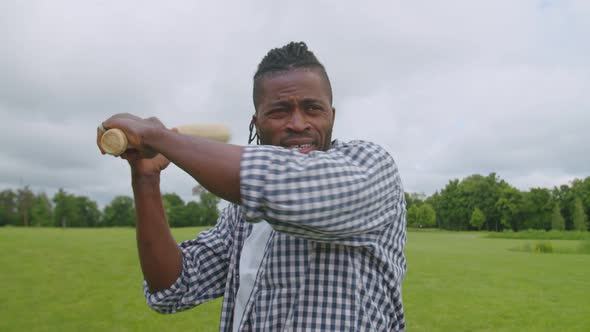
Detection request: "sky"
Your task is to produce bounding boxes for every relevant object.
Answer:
[1,0,588,206]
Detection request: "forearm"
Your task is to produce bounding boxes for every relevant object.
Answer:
[133,175,183,292]
[146,129,243,205]
[240,141,404,240]
[143,205,237,313]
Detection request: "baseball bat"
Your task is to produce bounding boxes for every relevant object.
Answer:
[100,124,231,156]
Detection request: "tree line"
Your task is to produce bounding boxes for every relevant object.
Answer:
[1,173,589,231]
[406,173,590,232]
[0,187,219,228]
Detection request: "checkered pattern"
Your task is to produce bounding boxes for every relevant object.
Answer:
[144,140,407,331]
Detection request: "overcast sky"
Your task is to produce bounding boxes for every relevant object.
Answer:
[1,0,588,206]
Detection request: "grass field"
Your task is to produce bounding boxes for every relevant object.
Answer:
[486,229,590,241]
[1,227,589,331]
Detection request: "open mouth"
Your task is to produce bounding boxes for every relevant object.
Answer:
[286,143,316,153]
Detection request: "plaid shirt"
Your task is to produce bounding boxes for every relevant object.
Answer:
[144,140,407,331]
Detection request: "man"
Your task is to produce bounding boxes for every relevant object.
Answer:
[98,42,407,331]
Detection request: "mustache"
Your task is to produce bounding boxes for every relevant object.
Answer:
[279,133,317,145]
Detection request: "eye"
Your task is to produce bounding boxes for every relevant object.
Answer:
[267,109,289,118]
[306,104,323,112]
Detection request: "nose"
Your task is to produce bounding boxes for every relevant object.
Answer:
[286,108,310,132]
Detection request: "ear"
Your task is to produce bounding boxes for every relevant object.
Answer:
[251,114,260,135]
[332,107,336,122]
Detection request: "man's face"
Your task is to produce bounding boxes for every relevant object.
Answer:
[253,69,335,153]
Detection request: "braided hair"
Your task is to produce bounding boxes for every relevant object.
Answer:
[249,41,332,144]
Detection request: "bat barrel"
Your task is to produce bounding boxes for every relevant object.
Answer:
[175,124,231,143]
[100,124,231,156]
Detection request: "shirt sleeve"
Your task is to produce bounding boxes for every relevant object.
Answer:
[240,140,405,242]
[143,204,238,314]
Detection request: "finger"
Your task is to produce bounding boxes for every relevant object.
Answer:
[101,118,113,131]
[156,153,170,163]
[120,149,140,161]
[102,113,140,131]
[159,156,171,170]
[138,148,158,159]
[147,116,165,128]
[97,127,106,154]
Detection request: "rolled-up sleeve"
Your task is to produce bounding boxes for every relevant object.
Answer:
[240,140,405,242]
[143,205,237,314]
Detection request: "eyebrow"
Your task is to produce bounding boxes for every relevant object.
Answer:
[269,98,324,107]
[269,100,293,108]
[300,98,324,104]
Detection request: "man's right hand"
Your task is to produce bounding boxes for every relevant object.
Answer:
[122,149,172,179]
[96,114,175,178]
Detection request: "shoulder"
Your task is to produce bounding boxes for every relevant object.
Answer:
[330,139,389,153]
[330,139,398,166]
[333,139,404,188]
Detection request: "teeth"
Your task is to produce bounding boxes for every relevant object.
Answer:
[290,144,312,149]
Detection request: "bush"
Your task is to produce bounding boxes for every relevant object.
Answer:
[578,241,590,255]
[487,230,590,240]
[512,242,553,254]
[533,242,553,253]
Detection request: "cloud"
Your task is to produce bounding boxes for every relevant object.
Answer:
[0,0,588,205]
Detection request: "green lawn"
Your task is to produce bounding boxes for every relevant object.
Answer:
[0,227,220,332]
[1,227,589,331]
[403,231,589,331]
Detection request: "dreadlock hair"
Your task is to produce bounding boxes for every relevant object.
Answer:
[249,41,332,144]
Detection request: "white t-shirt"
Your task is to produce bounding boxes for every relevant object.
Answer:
[232,221,273,331]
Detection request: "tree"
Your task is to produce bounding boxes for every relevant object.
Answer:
[435,173,506,231]
[0,189,18,226]
[162,193,185,227]
[163,193,184,209]
[417,203,436,228]
[406,205,419,227]
[160,192,220,227]
[30,192,53,226]
[0,206,6,226]
[198,192,219,226]
[53,189,101,227]
[552,184,575,230]
[551,203,565,231]
[437,179,469,230]
[459,173,503,231]
[53,189,73,227]
[405,192,426,210]
[103,196,135,227]
[571,177,590,225]
[521,188,552,230]
[17,186,35,226]
[74,196,101,227]
[572,198,588,231]
[181,201,202,227]
[425,191,441,226]
[470,208,486,230]
[496,185,524,231]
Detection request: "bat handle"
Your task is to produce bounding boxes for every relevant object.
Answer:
[100,128,129,156]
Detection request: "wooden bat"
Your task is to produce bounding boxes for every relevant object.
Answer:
[100,124,231,156]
